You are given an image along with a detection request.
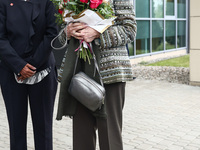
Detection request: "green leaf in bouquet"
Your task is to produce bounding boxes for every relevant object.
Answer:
[97,3,114,19]
[77,45,93,65]
[54,13,64,25]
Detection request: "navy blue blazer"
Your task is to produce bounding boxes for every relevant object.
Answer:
[0,0,58,85]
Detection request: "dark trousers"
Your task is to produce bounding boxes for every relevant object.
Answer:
[73,82,126,150]
[0,70,57,150]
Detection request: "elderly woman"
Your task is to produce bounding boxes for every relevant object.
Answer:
[56,0,137,149]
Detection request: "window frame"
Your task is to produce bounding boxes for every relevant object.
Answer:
[165,0,176,19]
[129,0,188,58]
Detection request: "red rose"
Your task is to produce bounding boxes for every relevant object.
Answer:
[58,9,64,15]
[89,0,103,9]
[63,0,69,2]
[80,0,88,3]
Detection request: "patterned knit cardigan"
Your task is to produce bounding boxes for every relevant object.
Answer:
[58,0,137,84]
[56,0,137,119]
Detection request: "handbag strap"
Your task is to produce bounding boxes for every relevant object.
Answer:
[51,26,68,50]
[73,45,104,86]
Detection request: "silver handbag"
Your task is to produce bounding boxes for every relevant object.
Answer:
[68,51,105,111]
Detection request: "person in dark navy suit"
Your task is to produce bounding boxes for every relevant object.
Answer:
[0,0,58,149]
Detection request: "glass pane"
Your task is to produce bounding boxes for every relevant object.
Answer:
[136,0,150,18]
[166,0,174,16]
[166,21,176,50]
[152,21,164,52]
[178,21,186,48]
[152,0,164,18]
[128,43,134,56]
[136,21,150,55]
[178,0,186,18]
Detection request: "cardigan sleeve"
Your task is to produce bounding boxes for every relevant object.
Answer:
[98,0,137,49]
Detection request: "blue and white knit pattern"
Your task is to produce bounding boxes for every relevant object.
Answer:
[97,0,137,84]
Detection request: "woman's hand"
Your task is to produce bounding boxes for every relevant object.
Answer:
[80,27,100,43]
[65,22,87,40]
[17,63,36,81]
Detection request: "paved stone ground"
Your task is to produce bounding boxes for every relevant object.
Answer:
[1,79,200,150]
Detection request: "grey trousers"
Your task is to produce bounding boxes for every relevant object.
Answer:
[73,82,126,150]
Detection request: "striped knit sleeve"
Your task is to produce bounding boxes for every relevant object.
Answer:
[99,0,137,49]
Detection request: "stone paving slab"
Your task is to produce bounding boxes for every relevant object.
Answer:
[0,79,200,150]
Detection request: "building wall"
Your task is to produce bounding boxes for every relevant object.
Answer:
[190,0,200,86]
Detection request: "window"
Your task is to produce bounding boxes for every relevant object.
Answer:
[128,43,134,56]
[152,0,164,18]
[178,21,186,48]
[136,0,150,18]
[152,21,164,52]
[130,0,188,57]
[136,21,150,55]
[178,0,186,18]
[166,21,176,50]
[166,0,175,16]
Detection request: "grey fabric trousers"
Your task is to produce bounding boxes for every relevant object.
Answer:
[73,82,126,150]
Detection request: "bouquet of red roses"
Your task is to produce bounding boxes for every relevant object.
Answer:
[52,0,114,24]
[51,0,115,63]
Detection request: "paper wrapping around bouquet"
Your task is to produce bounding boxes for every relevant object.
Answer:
[64,9,116,33]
